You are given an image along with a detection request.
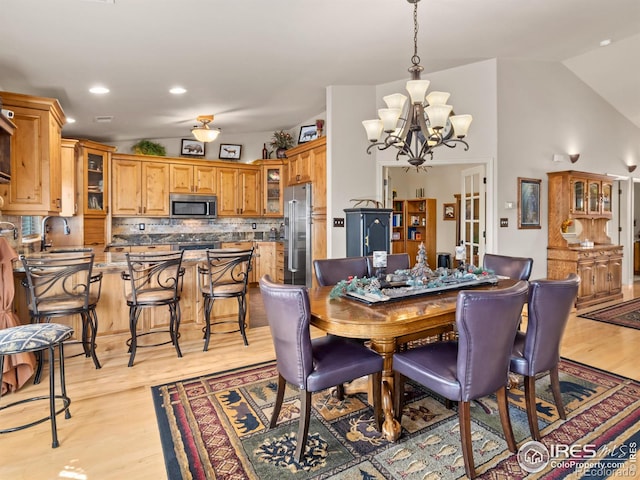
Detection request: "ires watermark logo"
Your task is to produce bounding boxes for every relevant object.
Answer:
[517,441,637,476]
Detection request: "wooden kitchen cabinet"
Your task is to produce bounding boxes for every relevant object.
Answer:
[0,91,65,215]
[217,166,261,216]
[170,163,217,194]
[80,140,115,217]
[112,156,170,216]
[60,139,79,217]
[254,160,284,216]
[253,241,284,283]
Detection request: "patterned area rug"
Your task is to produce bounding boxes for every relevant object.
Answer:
[152,359,640,479]
[578,298,640,330]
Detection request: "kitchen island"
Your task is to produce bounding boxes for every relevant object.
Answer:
[12,248,252,356]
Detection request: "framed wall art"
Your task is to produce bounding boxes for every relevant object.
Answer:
[443,203,457,221]
[181,139,206,157]
[518,177,541,229]
[219,144,242,160]
[298,125,318,144]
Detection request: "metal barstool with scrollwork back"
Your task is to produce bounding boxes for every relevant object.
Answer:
[20,253,102,380]
[198,248,254,350]
[121,251,185,367]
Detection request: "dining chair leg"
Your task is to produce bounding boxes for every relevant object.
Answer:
[372,371,382,431]
[523,375,541,441]
[496,386,517,452]
[459,400,476,479]
[335,383,345,401]
[393,372,405,423]
[295,390,312,462]
[270,374,286,428]
[549,365,566,419]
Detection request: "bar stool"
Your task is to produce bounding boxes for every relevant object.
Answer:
[0,323,73,448]
[121,251,185,367]
[20,253,102,380]
[198,248,254,350]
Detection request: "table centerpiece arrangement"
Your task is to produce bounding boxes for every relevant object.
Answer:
[330,243,497,303]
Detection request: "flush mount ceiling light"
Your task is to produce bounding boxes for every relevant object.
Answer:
[169,87,187,95]
[362,0,472,170]
[192,115,220,143]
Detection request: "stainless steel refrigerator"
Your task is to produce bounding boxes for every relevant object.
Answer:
[283,183,312,286]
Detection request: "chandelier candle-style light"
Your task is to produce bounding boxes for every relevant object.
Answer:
[362,0,472,168]
[192,115,221,143]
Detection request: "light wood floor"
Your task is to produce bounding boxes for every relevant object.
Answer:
[1,285,639,480]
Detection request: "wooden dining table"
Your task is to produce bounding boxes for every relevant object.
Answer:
[308,278,519,441]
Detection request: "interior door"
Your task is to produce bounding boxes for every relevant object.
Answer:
[460,165,486,267]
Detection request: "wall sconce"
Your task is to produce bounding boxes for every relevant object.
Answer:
[628,165,637,173]
[552,153,580,163]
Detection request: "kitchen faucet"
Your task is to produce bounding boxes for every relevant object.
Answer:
[41,216,71,251]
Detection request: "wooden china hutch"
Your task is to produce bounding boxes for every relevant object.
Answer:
[547,170,623,309]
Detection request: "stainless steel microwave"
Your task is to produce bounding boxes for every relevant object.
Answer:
[170,194,217,218]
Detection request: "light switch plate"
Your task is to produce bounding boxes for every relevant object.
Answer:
[333,218,345,227]
[500,218,508,227]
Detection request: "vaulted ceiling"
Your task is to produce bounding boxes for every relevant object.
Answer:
[1,0,638,142]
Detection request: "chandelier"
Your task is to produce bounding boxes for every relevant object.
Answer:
[362,0,472,168]
[192,115,220,143]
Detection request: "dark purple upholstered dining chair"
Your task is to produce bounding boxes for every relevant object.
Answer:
[313,256,368,286]
[259,275,383,462]
[482,253,533,280]
[365,253,411,277]
[510,273,579,441]
[392,280,529,479]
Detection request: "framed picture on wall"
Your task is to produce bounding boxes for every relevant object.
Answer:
[181,139,206,157]
[219,144,242,160]
[298,125,318,144]
[518,177,541,229]
[443,203,456,221]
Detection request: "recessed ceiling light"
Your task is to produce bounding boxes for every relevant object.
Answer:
[89,86,110,94]
[169,87,187,95]
[66,118,76,124]
[600,39,612,47]
[94,116,114,123]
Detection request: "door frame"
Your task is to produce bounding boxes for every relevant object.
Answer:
[376,156,496,255]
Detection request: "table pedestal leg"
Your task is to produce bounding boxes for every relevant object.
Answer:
[371,338,401,441]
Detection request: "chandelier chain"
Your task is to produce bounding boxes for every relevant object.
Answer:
[411,1,420,67]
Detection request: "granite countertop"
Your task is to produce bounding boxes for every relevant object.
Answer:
[14,248,211,273]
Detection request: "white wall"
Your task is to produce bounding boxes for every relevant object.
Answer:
[326,85,378,257]
[107,130,283,164]
[496,58,640,280]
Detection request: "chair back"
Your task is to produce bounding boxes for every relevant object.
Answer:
[259,275,313,390]
[198,248,254,297]
[313,257,368,286]
[523,274,579,375]
[20,253,96,317]
[123,251,184,306]
[482,253,533,280]
[456,280,529,401]
[366,253,410,277]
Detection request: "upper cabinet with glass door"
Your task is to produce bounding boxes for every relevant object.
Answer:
[568,172,612,219]
[79,140,116,217]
